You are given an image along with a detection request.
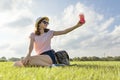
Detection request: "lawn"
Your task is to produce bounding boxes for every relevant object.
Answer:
[0,61,120,80]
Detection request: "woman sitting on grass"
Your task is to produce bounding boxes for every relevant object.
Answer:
[14,15,85,67]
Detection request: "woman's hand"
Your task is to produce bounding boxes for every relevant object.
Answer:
[22,54,31,65]
[75,21,83,27]
[76,17,86,27]
[76,13,86,27]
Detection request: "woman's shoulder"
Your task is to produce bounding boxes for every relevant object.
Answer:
[47,30,54,35]
[48,30,54,33]
[30,32,35,35]
[29,32,36,39]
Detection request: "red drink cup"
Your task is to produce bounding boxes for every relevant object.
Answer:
[79,14,85,24]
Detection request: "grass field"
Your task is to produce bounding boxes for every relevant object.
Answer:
[0,61,120,80]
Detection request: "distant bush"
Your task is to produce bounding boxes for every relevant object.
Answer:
[8,57,20,61]
[0,59,7,62]
[72,56,120,61]
[0,56,7,62]
[0,56,120,62]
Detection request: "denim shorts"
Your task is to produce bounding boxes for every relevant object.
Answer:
[41,50,57,64]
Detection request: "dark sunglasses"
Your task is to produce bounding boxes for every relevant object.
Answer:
[42,21,49,25]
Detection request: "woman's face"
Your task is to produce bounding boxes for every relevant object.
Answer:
[39,19,49,29]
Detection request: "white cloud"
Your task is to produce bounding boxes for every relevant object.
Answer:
[0,1,120,58]
[7,17,33,28]
[99,18,114,32]
[0,0,34,58]
[0,0,34,27]
[0,0,13,11]
[51,2,120,57]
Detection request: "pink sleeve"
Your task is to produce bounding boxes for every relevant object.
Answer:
[29,32,35,39]
[49,30,54,38]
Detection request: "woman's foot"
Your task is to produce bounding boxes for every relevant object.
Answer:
[14,61,24,67]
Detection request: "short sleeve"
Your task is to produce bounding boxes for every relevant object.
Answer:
[29,32,35,39]
[48,30,54,38]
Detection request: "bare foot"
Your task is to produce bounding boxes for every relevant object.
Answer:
[14,61,24,67]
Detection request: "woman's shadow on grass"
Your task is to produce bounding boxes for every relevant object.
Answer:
[65,64,116,69]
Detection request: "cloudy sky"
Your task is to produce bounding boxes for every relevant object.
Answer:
[0,0,120,59]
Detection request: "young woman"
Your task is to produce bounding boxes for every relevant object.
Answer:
[14,16,85,67]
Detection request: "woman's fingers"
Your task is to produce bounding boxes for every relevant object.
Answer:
[23,57,29,65]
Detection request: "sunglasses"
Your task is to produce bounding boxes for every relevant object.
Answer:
[42,21,49,25]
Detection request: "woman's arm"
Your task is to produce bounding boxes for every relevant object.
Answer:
[27,38,34,56]
[22,38,34,65]
[53,22,84,36]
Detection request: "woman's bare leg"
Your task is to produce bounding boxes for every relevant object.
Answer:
[14,55,53,67]
[28,55,53,66]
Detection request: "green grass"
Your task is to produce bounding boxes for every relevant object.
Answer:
[0,61,120,80]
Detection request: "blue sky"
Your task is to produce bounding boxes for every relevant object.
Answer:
[28,0,120,17]
[82,0,120,16]
[0,0,120,59]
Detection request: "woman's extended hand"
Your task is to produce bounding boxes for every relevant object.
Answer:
[76,13,86,27]
[76,21,83,27]
[75,20,85,27]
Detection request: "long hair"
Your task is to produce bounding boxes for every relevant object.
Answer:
[35,17,49,35]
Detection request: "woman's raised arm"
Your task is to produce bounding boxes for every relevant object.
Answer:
[53,22,84,36]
